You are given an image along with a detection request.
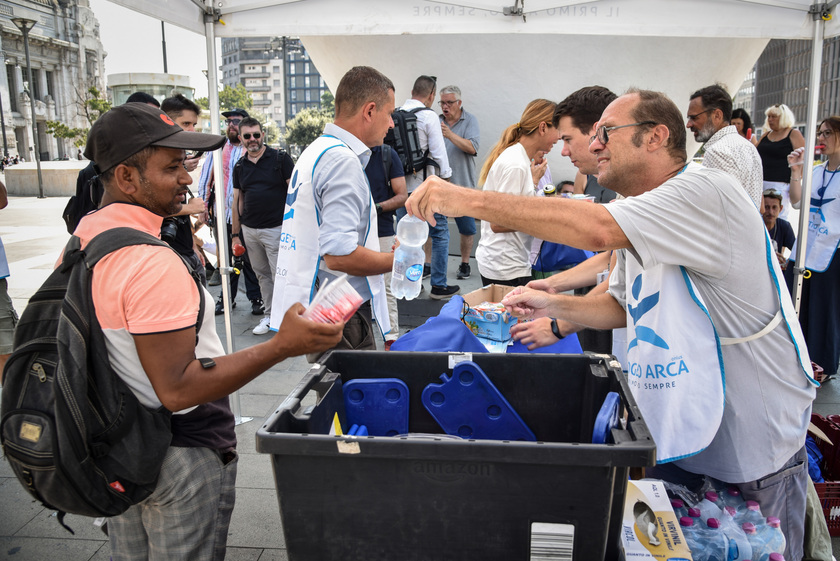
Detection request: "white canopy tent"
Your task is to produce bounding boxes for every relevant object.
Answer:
[106,0,840,419]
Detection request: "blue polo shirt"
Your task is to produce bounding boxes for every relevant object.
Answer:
[365,145,405,237]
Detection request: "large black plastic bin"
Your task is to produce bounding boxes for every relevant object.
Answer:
[256,351,656,561]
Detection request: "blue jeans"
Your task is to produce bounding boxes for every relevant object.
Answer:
[395,208,450,288]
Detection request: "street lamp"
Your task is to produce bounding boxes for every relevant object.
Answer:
[11,17,45,198]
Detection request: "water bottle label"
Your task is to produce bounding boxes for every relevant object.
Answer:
[406,264,423,282]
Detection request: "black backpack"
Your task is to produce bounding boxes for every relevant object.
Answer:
[384,107,440,178]
[0,227,203,532]
[62,162,103,235]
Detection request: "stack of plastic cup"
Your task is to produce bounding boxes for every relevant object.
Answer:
[303,274,364,324]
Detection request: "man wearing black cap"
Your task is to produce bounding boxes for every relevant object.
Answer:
[196,107,263,315]
[80,103,342,560]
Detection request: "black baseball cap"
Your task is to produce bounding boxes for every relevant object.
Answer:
[85,103,225,173]
[221,108,250,118]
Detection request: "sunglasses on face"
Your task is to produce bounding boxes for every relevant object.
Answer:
[591,121,657,145]
[225,118,242,125]
[242,132,261,140]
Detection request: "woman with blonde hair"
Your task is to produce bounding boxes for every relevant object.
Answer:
[475,98,560,286]
[756,103,806,219]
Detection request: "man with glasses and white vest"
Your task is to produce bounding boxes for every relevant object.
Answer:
[271,66,395,356]
[408,89,817,560]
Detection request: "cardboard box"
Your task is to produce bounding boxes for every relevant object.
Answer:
[621,479,693,560]
[462,284,518,342]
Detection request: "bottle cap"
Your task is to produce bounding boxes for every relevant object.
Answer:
[724,506,736,517]
[707,518,721,528]
[543,184,556,196]
[670,499,684,509]
[769,554,785,561]
[767,516,781,527]
[705,491,719,502]
[746,500,760,511]
[679,516,694,527]
[742,522,756,534]
[688,507,701,518]
[726,486,740,497]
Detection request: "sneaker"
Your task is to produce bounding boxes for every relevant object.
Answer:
[252,317,271,335]
[215,298,236,315]
[456,262,471,279]
[208,270,222,286]
[250,298,265,316]
[422,264,431,279]
[430,285,460,300]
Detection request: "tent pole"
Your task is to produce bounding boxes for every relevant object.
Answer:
[204,4,251,425]
[791,5,826,315]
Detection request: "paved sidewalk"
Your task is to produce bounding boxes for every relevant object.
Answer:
[1,195,838,559]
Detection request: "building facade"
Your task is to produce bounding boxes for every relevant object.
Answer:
[108,72,194,106]
[220,36,327,133]
[738,37,840,132]
[1,0,106,160]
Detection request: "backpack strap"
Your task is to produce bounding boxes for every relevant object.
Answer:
[381,144,393,196]
[80,227,207,342]
[407,107,440,179]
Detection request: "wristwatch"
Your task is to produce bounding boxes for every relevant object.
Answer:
[550,318,565,340]
[232,233,240,238]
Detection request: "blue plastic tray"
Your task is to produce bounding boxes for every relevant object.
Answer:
[592,391,621,444]
[343,378,409,437]
[421,361,535,441]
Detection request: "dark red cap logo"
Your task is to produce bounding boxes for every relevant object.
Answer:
[160,113,175,126]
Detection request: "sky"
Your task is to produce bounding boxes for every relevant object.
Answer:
[88,0,218,98]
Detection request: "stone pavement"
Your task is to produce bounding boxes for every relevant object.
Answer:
[0,194,838,559]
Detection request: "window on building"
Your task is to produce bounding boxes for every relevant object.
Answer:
[304,62,310,74]
[274,80,281,87]
[304,76,310,88]
[288,63,295,75]
[290,77,296,88]
[274,93,282,100]
[290,103,296,115]
[6,65,17,111]
[262,66,266,73]
[305,90,311,102]
[262,80,267,86]
[291,90,297,100]
[273,66,280,73]
[29,68,42,101]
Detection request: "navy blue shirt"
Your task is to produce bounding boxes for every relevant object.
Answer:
[365,145,405,237]
[768,217,796,252]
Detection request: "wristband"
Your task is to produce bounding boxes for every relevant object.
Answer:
[550,318,565,340]
[375,203,383,214]
[232,233,240,237]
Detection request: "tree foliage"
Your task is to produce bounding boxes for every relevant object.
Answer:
[320,91,335,117]
[219,84,253,112]
[45,87,112,148]
[251,111,280,146]
[284,106,332,151]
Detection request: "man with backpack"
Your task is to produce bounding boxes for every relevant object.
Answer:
[395,75,458,300]
[60,103,342,559]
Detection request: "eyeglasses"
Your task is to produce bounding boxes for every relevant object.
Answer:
[686,109,713,122]
[242,132,261,140]
[763,188,782,197]
[591,121,657,145]
[817,130,834,139]
[439,100,459,107]
[225,118,242,125]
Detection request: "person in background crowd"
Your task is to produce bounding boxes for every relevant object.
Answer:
[558,180,576,195]
[761,188,795,269]
[787,115,840,380]
[475,99,560,287]
[0,179,17,377]
[756,103,805,219]
[731,108,756,144]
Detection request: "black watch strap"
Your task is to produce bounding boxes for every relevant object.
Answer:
[550,318,565,340]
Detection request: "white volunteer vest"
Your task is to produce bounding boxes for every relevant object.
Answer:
[269,135,390,335]
[791,164,840,272]
[623,232,813,463]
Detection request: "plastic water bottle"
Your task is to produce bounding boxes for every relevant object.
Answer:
[758,517,786,561]
[738,501,764,527]
[743,522,769,561]
[720,486,746,510]
[696,491,724,524]
[705,518,730,561]
[671,498,688,519]
[680,517,708,561]
[720,506,752,561]
[391,215,428,300]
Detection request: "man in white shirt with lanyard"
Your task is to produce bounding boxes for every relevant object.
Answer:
[407,89,817,560]
[270,66,395,355]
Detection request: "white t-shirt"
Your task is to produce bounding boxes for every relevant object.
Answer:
[476,143,535,280]
[606,167,815,483]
